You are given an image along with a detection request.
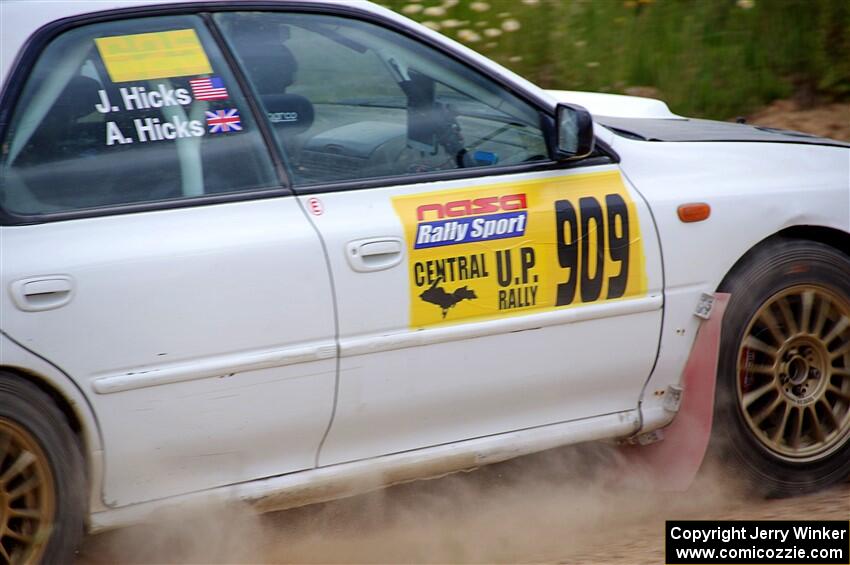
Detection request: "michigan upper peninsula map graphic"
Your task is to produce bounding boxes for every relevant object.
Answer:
[419,277,477,318]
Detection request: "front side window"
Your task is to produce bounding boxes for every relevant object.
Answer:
[215,12,548,187]
[0,16,276,216]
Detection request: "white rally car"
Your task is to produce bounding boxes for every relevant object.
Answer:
[1,0,849,561]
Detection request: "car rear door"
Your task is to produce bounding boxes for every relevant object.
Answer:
[0,14,336,506]
[216,9,664,466]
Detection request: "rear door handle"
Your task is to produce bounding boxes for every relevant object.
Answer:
[346,237,404,272]
[10,276,74,312]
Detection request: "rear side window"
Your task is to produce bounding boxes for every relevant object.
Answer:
[0,16,277,216]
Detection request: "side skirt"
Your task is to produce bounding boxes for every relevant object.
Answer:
[89,409,641,532]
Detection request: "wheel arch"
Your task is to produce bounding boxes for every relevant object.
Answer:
[630,223,850,488]
[717,224,850,293]
[0,332,105,517]
[708,232,850,494]
[0,364,86,445]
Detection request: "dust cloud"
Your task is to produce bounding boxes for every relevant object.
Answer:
[77,443,847,564]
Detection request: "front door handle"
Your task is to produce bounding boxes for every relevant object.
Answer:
[10,276,74,312]
[346,237,404,272]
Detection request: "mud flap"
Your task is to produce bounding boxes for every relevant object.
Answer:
[618,292,730,491]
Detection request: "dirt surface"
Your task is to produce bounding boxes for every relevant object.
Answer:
[746,100,850,141]
[77,444,849,564]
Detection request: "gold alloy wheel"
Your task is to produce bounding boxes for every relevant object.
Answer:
[0,419,55,564]
[738,285,850,462]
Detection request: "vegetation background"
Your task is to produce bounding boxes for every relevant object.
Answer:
[380,0,850,122]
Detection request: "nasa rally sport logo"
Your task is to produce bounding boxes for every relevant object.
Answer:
[414,194,528,249]
[412,193,527,318]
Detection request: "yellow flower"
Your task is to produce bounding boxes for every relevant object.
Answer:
[422,20,442,30]
[401,3,423,14]
[470,2,491,13]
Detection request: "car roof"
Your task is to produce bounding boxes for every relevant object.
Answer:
[0,0,372,90]
[0,0,554,111]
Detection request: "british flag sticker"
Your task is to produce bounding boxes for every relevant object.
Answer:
[206,109,242,134]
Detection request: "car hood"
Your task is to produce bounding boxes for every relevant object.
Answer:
[546,90,850,149]
[594,116,850,148]
[547,90,680,119]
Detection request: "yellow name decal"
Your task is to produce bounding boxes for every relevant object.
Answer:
[95,29,213,83]
[392,171,648,328]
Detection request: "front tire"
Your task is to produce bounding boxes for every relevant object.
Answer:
[0,376,85,563]
[713,239,850,496]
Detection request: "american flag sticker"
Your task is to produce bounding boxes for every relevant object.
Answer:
[190,76,229,100]
[206,109,242,133]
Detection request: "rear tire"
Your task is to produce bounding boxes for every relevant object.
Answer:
[712,239,850,496]
[0,375,85,563]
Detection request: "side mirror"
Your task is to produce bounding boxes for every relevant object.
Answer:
[555,103,595,160]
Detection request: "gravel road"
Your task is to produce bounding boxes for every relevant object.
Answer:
[77,444,849,564]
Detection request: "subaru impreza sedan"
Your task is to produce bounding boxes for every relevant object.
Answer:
[1,0,849,561]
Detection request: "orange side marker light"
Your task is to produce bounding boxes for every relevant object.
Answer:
[677,202,711,223]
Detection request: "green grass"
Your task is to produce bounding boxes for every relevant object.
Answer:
[381,0,850,119]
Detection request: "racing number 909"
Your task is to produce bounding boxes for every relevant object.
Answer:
[554,194,630,306]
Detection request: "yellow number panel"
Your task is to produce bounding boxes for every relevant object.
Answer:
[392,170,648,328]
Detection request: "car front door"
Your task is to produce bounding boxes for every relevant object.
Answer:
[216,9,663,466]
[0,14,337,506]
